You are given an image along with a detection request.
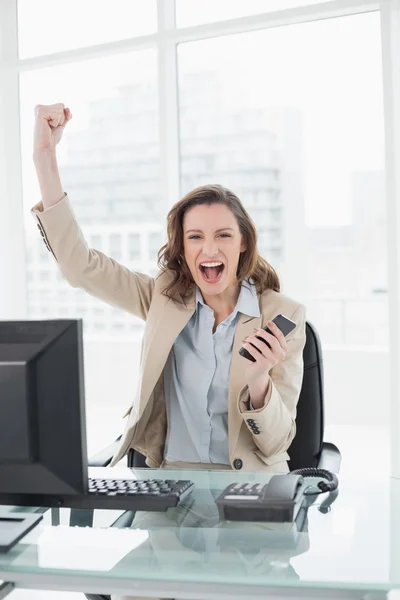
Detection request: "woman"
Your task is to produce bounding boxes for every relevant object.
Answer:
[32,103,306,474]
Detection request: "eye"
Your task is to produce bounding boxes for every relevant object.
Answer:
[219,233,232,238]
[188,235,201,240]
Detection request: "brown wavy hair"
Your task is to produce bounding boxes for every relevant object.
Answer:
[157,184,280,303]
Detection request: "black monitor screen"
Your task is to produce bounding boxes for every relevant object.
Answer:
[0,320,88,498]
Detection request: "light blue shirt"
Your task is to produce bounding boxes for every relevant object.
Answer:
[163,281,261,464]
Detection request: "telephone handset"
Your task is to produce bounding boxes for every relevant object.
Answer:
[216,470,339,523]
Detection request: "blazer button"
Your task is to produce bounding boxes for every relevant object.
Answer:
[233,458,243,470]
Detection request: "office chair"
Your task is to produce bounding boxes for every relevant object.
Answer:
[81,320,341,600]
[288,321,341,472]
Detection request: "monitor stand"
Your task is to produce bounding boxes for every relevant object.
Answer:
[0,511,43,553]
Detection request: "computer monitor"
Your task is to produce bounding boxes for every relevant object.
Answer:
[0,319,88,501]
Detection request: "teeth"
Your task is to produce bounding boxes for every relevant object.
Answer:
[200,262,223,267]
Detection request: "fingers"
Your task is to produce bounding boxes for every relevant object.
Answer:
[49,108,65,128]
[245,329,286,362]
[241,340,264,362]
[258,321,288,352]
[243,337,275,363]
[34,103,71,128]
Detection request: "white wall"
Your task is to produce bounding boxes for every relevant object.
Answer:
[324,347,390,427]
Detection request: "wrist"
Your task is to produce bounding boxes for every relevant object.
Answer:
[248,374,271,409]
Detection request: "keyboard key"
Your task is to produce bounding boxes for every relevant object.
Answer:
[86,478,195,510]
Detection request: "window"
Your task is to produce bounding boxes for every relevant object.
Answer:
[6,0,393,472]
[128,234,141,262]
[17,0,157,59]
[178,11,387,473]
[21,48,160,336]
[109,234,122,260]
[20,49,160,454]
[149,231,164,261]
[178,12,386,346]
[176,0,332,27]
[39,270,49,282]
[90,235,102,249]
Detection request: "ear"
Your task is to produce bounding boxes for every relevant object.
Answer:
[240,241,247,253]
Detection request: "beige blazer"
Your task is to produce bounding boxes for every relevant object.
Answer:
[31,195,306,473]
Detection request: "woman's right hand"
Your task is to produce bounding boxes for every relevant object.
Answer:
[33,103,72,154]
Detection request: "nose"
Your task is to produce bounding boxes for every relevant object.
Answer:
[202,239,219,257]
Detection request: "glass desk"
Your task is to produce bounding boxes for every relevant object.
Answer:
[0,467,399,600]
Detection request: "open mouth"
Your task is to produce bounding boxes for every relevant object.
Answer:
[199,262,225,283]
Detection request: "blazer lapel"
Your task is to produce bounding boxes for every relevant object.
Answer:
[228,311,263,460]
[138,296,196,417]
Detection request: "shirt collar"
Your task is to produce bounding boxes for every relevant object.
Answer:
[236,279,261,318]
[195,279,260,321]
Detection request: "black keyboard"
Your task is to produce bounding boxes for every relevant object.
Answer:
[84,477,195,511]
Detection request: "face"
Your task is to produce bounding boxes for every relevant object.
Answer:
[183,203,246,298]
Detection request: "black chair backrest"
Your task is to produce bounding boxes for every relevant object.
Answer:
[288,321,324,471]
[130,321,325,471]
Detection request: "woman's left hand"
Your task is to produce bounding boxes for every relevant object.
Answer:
[242,320,288,409]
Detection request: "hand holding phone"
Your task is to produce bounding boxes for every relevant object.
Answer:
[239,314,296,363]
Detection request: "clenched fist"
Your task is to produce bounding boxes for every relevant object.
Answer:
[33,103,72,154]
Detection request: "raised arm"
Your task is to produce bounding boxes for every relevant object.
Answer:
[32,103,154,320]
[33,103,67,209]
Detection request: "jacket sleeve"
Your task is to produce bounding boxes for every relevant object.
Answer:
[31,193,154,320]
[237,304,306,460]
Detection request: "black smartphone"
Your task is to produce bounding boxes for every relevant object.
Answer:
[239,313,296,363]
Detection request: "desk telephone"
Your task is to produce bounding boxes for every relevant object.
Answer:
[216,469,339,523]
